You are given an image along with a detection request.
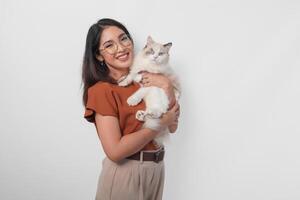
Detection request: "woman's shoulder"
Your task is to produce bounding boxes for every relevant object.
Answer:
[88,81,115,93]
[88,81,140,96]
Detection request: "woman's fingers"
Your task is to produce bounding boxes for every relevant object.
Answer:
[141,76,149,83]
[171,101,179,112]
[141,80,149,87]
[175,103,180,112]
[141,74,151,86]
[175,110,179,118]
[173,103,180,119]
[173,101,179,109]
[141,73,150,80]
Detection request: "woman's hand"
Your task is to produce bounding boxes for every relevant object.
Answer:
[167,102,180,133]
[139,72,176,108]
[139,71,171,88]
[159,101,180,128]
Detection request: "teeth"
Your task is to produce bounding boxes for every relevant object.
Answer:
[117,53,128,60]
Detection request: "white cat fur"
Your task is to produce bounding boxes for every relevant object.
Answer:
[118,36,181,146]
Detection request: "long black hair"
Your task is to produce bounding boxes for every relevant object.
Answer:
[81,18,133,106]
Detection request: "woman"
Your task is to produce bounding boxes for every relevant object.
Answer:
[81,18,180,200]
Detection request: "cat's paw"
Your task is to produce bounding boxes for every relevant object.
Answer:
[133,74,143,83]
[118,80,129,87]
[136,110,146,121]
[127,96,140,106]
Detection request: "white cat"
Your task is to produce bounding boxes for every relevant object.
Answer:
[118,36,181,146]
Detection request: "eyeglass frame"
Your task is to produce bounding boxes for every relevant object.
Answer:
[98,33,133,55]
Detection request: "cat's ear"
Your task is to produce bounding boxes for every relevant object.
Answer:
[147,36,154,44]
[163,42,172,52]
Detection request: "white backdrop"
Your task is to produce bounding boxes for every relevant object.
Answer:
[1,0,300,199]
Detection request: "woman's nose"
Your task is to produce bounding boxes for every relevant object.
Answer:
[116,43,125,52]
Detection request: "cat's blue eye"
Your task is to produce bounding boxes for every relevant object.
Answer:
[159,52,164,56]
[146,49,155,55]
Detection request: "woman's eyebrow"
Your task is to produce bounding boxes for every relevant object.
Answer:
[118,33,126,38]
[103,40,112,46]
[103,33,126,45]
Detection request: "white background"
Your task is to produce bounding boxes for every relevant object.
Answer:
[1,0,300,199]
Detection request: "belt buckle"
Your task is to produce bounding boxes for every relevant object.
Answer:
[154,151,160,163]
[139,151,144,163]
[154,148,164,163]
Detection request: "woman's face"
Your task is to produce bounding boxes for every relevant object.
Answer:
[97,26,134,72]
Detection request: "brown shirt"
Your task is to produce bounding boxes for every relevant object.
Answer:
[84,81,159,150]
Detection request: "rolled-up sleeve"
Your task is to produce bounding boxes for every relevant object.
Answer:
[84,83,118,123]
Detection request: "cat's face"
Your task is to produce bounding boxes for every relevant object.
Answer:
[141,36,172,65]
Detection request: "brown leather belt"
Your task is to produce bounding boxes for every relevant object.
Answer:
[126,147,165,163]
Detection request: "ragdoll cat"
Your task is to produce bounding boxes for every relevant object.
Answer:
[118,36,181,146]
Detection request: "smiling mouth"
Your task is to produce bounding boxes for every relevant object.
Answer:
[116,52,130,61]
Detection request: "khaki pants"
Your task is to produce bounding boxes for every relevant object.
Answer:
[95,148,165,200]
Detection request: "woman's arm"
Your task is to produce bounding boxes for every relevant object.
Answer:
[168,120,179,133]
[161,101,180,133]
[161,80,177,109]
[94,103,178,162]
[95,114,158,162]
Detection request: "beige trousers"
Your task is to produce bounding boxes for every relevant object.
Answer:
[95,148,165,200]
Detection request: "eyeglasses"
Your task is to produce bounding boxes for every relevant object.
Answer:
[99,34,132,55]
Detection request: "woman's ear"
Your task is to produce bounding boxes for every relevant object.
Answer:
[96,54,104,62]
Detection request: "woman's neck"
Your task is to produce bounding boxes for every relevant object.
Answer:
[108,67,129,82]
